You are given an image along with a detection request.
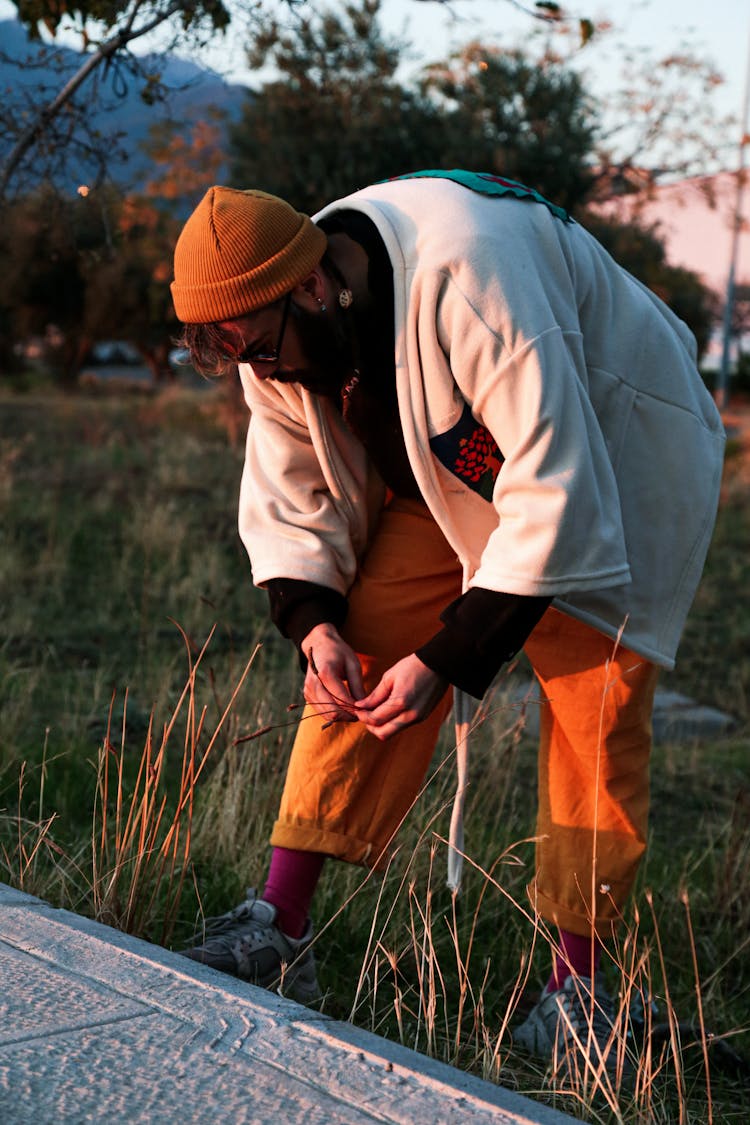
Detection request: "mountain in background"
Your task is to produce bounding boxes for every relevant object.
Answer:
[0,18,248,193]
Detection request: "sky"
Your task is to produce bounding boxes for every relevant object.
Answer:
[2,0,748,115]
[201,0,750,132]
[1,0,748,154]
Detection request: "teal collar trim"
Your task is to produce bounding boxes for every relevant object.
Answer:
[381,169,572,224]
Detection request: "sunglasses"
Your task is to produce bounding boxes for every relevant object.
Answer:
[235,292,292,367]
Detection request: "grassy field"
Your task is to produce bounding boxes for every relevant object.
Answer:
[1,381,748,1122]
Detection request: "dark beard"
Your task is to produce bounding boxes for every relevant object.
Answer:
[271,303,356,399]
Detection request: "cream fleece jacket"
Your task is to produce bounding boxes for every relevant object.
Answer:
[237,177,725,670]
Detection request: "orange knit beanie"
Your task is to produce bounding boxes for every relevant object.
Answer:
[171,186,327,324]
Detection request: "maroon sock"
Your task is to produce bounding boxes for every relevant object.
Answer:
[262,846,326,939]
[545,928,602,993]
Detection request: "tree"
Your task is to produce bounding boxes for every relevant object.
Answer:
[230,3,733,218]
[725,283,750,392]
[81,192,180,382]
[1,0,731,205]
[0,0,230,198]
[590,47,735,196]
[228,0,604,215]
[420,40,598,211]
[82,119,226,380]
[0,0,597,201]
[730,283,750,342]
[229,0,447,214]
[0,186,102,383]
[0,118,225,385]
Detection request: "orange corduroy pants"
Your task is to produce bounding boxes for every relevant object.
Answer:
[270,497,659,937]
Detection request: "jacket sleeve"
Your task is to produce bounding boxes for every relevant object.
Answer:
[266,578,348,648]
[427,272,632,596]
[416,587,551,697]
[237,369,365,595]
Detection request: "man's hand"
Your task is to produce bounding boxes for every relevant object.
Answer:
[355,654,448,741]
[302,623,365,724]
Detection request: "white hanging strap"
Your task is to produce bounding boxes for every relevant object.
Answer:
[447,688,475,893]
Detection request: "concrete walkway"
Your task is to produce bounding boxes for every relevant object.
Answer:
[0,882,573,1125]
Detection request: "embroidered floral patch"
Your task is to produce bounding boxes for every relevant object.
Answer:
[430,403,504,501]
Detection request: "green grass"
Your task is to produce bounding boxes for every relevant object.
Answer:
[1,382,749,1122]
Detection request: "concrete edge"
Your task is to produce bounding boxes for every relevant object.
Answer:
[0,882,574,1124]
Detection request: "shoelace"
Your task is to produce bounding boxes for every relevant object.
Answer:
[558,983,616,1048]
[186,896,268,945]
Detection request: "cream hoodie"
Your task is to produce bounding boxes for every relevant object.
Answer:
[237,176,725,672]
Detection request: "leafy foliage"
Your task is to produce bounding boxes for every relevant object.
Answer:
[229,1,601,215]
[81,119,226,379]
[13,0,230,41]
[0,118,224,381]
[0,186,96,381]
[230,0,446,214]
[1,0,230,197]
[590,46,734,190]
[420,41,598,212]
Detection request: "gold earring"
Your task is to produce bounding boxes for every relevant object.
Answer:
[338,289,353,309]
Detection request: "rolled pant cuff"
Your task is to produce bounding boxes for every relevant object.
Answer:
[271,818,391,870]
[528,881,622,940]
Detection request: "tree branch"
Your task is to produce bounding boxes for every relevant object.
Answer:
[0,0,195,198]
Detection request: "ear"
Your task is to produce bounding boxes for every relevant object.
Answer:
[291,267,326,311]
